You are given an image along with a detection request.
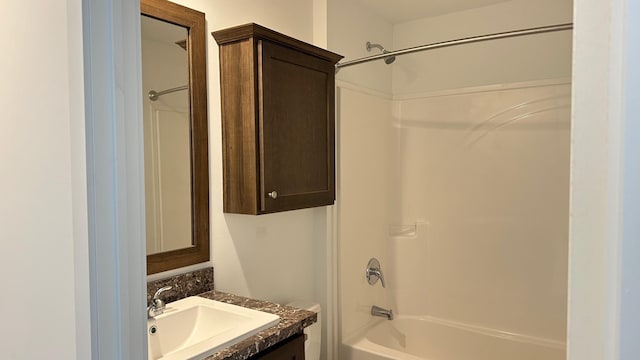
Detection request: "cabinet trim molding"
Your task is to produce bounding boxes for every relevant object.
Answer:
[213,23,342,63]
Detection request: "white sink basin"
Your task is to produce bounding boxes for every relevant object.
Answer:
[147,296,280,360]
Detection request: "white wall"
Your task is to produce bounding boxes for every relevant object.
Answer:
[0,0,90,359]
[618,2,640,357]
[568,0,640,359]
[392,0,573,94]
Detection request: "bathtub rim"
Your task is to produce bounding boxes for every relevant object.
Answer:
[343,314,567,352]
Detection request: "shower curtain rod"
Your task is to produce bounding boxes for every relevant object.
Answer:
[335,22,573,69]
[148,85,188,101]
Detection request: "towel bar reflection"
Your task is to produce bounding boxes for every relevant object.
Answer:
[148,85,188,101]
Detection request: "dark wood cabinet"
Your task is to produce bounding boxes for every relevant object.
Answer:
[213,24,343,215]
[249,333,305,360]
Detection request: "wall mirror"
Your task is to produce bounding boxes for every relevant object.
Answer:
[141,0,209,274]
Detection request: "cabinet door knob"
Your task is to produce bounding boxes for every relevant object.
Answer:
[267,191,278,199]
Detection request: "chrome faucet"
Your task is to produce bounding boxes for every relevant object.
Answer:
[147,286,173,318]
[371,305,393,320]
[366,258,386,288]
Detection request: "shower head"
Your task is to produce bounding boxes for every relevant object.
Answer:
[366,41,396,64]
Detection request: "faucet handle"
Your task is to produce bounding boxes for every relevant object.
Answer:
[148,286,173,318]
[366,258,386,288]
[152,286,173,300]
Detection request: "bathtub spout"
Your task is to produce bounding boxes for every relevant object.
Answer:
[371,305,393,320]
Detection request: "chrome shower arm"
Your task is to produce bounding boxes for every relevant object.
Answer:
[366,41,384,52]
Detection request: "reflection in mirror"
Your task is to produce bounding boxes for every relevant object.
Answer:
[142,15,192,255]
[142,0,209,274]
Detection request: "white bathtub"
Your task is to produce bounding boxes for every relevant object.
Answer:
[343,316,565,360]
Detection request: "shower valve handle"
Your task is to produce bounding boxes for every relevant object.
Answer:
[366,258,386,288]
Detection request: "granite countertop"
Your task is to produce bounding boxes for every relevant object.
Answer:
[195,290,317,360]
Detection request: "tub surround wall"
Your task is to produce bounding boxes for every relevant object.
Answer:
[328,0,396,346]
[386,0,572,344]
[336,80,571,351]
[336,83,394,341]
[390,81,570,342]
[331,0,572,356]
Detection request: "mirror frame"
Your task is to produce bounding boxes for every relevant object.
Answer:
[142,0,209,274]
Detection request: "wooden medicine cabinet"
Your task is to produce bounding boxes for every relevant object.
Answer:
[213,24,343,215]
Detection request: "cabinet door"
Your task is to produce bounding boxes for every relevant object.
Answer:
[252,333,305,360]
[259,40,336,213]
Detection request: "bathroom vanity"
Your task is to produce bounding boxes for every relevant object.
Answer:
[197,291,312,360]
[147,268,315,360]
[248,333,305,360]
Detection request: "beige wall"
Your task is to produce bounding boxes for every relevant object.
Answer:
[150,1,333,357]
[163,0,328,305]
[328,0,393,94]
[392,0,573,94]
